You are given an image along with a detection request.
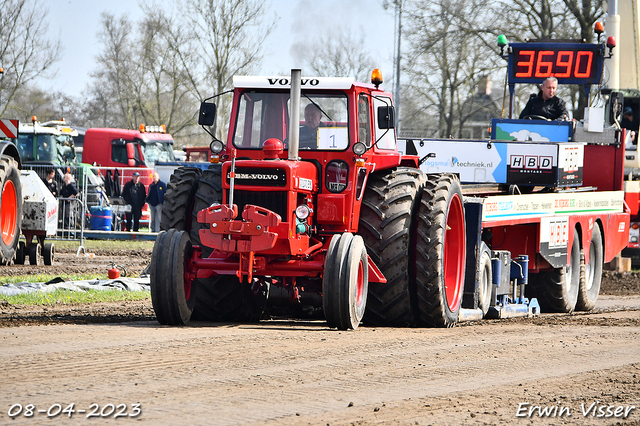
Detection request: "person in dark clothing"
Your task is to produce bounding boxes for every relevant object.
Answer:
[43,168,59,197]
[519,77,569,121]
[621,107,638,147]
[122,172,147,232]
[60,173,78,228]
[299,104,323,149]
[146,172,166,233]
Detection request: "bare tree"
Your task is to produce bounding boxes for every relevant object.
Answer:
[294,28,376,82]
[181,0,277,139]
[404,0,502,138]
[0,0,60,116]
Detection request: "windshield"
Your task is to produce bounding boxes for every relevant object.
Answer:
[17,133,77,164]
[140,140,175,166]
[232,91,349,150]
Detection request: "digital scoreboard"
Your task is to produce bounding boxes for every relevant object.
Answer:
[508,42,605,85]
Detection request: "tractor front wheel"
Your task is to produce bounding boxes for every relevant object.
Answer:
[150,230,197,325]
[323,233,368,330]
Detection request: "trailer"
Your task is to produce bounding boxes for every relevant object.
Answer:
[150,24,628,329]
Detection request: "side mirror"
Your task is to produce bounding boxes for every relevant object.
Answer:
[608,91,624,124]
[377,105,396,129]
[199,102,217,126]
[126,142,137,166]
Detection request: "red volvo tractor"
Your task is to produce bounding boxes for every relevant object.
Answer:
[152,28,629,329]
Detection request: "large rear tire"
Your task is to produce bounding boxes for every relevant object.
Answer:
[531,229,580,313]
[160,167,202,232]
[150,230,197,325]
[576,222,603,311]
[189,165,222,258]
[414,174,466,327]
[0,156,22,265]
[358,167,424,326]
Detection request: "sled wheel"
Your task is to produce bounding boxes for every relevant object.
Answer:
[358,167,425,326]
[28,243,40,266]
[0,157,22,265]
[15,241,25,265]
[150,230,196,325]
[532,229,580,313]
[576,222,603,311]
[477,242,493,316]
[415,174,466,327]
[42,242,54,266]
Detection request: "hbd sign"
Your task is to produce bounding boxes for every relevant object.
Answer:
[510,155,553,170]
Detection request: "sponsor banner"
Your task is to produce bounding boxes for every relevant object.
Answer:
[403,138,584,187]
[482,191,625,222]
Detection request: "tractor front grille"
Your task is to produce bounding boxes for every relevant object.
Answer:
[232,190,288,221]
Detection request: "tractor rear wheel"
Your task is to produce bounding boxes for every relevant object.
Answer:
[576,222,603,311]
[0,156,22,265]
[150,230,197,325]
[160,167,202,232]
[531,229,580,313]
[358,167,424,326]
[323,233,368,330]
[414,174,466,327]
[189,165,222,258]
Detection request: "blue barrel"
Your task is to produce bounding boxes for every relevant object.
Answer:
[90,206,112,231]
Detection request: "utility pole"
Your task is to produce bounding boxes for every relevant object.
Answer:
[383,0,403,133]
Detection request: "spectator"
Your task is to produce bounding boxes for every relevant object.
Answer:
[122,172,147,232]
[60,173,78,228]
[43,168,59,197]
[146,172,166,233]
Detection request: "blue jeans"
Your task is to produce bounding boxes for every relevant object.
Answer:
[149,203,163,233]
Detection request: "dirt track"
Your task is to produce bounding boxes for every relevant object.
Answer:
[2,248,640,425]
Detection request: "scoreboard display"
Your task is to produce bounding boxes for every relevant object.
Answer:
[508,42,604,85]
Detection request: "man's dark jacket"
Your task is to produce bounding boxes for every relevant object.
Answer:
[123,180,147,211]
[519,92,568,120]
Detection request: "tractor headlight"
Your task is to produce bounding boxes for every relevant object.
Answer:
[353,142,367,155]
[295,204,311,220]
[210,140,224,154]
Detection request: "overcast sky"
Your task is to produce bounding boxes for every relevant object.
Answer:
[43,0,397,98]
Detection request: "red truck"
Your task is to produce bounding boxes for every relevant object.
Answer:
[81,125,176,187]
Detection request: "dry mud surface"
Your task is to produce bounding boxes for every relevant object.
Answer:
[2,248,640,425]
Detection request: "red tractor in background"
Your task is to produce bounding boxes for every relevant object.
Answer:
[152,70,464,329]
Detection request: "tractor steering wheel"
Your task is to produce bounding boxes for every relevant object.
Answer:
[522,115,550,121]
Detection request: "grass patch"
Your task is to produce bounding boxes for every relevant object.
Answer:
[1,274,107,285]
[50,239,155,251]
[2,288,150,306]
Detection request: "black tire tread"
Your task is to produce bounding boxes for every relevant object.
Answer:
[414,174,465,327]
[358,167,424,326]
